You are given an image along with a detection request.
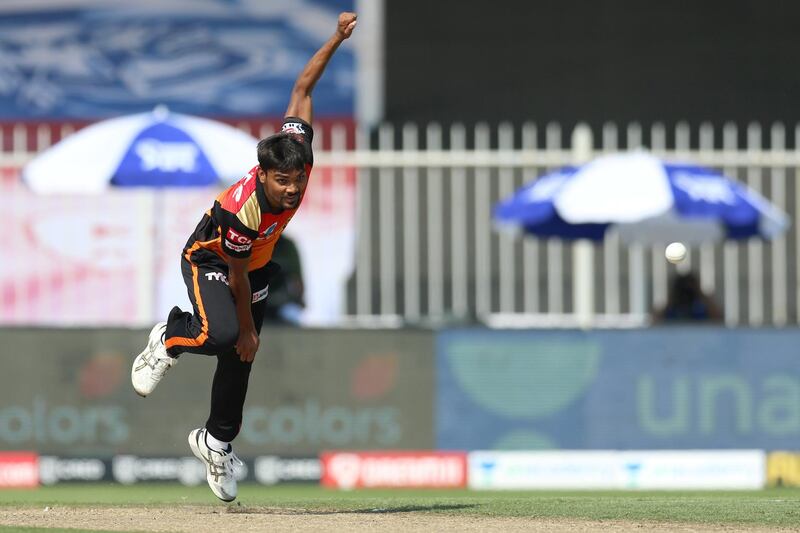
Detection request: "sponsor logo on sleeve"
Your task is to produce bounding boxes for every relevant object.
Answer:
[252,286,269,303]
[282,122,305,135]
[225,228,252,252]
[225,240,251,253]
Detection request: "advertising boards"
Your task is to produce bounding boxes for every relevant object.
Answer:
[254,456,321,485]
[39,456,109,485]
[468,450,766,490]
[0,452,38,488]
[321,451,467,489]
[0,328,434,456]
[438,328,800,450]
[766,452,800,487]
[34,455,320,486]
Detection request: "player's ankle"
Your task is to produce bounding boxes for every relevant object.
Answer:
[204,429,230,452]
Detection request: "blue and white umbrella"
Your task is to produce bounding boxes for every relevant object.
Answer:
[494,152,789,244]
[23,107,259,194]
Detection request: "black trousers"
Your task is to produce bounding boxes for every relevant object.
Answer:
[164,246,278,442]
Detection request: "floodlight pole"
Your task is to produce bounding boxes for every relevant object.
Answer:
[572,124,594,329]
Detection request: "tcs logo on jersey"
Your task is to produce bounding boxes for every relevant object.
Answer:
[225,228,253,253]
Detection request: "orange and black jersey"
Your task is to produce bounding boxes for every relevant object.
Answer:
[185,117,313,271]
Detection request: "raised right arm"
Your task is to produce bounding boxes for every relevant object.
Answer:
[284,12,357,124]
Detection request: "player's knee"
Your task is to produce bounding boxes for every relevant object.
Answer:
[207,323,238,351]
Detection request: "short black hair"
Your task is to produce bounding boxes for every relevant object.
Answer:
[257,133,306,172]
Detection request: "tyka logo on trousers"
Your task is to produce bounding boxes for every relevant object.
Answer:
[205,272,228,285]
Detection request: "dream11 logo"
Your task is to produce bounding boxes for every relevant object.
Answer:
[135,139,199,173]
[0,452,39,488]
[320,451,468,489]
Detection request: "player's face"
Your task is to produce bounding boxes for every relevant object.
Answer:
[259,167,307,213]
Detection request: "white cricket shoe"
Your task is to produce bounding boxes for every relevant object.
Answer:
[131,322,177,397]
[188,427,242,502]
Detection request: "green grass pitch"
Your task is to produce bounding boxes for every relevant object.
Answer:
[1,484,800,530]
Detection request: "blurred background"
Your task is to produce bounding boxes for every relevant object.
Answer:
[2,0,800,490]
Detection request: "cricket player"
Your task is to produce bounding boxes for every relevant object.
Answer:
[131,12,357,502]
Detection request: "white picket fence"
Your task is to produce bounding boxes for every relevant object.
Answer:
[2,120,799,328]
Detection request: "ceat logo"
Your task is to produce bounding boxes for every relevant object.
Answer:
[226,228,252,245]
[326,453,361,490]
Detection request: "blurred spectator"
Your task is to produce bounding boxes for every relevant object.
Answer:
[265,235,306,325]
[652,272,722,324]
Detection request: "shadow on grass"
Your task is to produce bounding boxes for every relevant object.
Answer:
[226,503,478,515]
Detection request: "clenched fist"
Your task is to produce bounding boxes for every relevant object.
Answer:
[336,12,357,40]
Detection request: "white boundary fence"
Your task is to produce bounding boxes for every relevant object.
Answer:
[2,120,799,328]
[330,121,799,328]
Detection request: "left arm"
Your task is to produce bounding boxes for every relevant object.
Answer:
[228,256,259,362]
[284,11,357,124]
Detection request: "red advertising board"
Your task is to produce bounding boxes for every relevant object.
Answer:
[320,451,467,489]
[0,452,39,488]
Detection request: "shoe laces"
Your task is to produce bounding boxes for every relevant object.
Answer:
[224,451,243,477]
[143,341,175,378]
[151,358,174,380]
[208,448,242,481]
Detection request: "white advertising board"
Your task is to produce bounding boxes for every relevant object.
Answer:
[1,180,355,326]
[468,450,765,490]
